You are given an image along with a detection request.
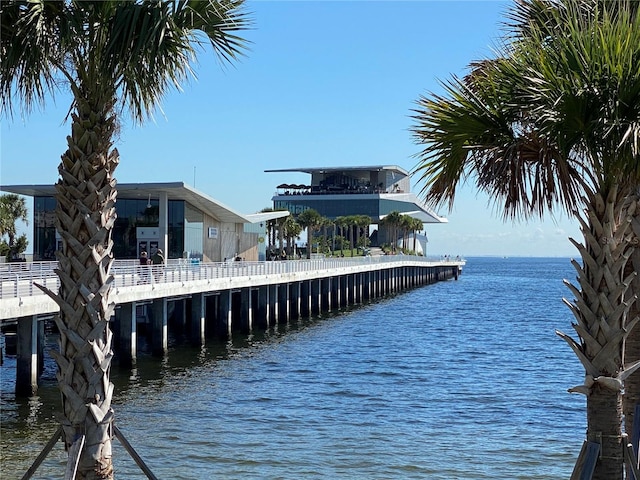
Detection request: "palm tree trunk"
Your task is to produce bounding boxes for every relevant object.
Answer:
[622,189,640,448]
[349,225,354,256]
[588,385,623,479]
[560,186,633,480]
[278,221,284,256]
[49,91,118,479]
[391,226,396,253]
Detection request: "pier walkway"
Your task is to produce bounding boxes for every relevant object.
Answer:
[0,255,464,395]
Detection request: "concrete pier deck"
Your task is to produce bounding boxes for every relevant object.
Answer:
[0,255,464,395]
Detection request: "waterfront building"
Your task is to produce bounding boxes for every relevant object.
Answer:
[265,165,447,248]
[0,182,288,262]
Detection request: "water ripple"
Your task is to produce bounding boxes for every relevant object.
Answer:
[1,257,584,479]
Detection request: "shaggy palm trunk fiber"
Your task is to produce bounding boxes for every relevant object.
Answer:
[46,89,119,479]
[561,186,633,480]
[623,190,640,456]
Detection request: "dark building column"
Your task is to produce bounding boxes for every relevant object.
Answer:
[191,293,206,345]
[16,315,38,397]
[173,299,187,332]
[300,280,311,318]
[255,286,268,328]
[321,277,331,312]
[278,283,289,322]
[290,282,300,320]
[118,302,137,367]
[311,278,321,315]
[240,287,252,333]
[218,290,232,338]
[37,318,45,377]
[151,297,168,356]
[268,284,278,325]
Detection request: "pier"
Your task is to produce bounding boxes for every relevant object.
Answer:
[0,255,464,396]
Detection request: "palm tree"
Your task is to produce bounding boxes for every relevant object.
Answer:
[297,208,323,259]
[320,215,333,255]
[345,214,362,256]
[282,215,301,257]
[354,214,371,255]
[341,215,354,255]
[260,207,288,258]
[334,216,348,256]
[410,218,423,254]
[381,211,403,253]
[411,1,640,478]
[0,1,250,478]
[399,214,414,252]
[0,193,29,260]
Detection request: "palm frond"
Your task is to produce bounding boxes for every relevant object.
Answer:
[412,0,640,223]
[175,0,252,65]
[0,0,66,117]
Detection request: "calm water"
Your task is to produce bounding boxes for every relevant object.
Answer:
[1,257,585,479]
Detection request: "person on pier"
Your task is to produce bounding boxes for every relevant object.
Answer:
[139,251,150,284]
[151,248,165,282]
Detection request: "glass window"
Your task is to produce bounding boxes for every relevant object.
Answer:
[32,195,190,260]
[274,198,378,220]
[184,202,203,260]
[33,196,57,260]
[168,200,184,259]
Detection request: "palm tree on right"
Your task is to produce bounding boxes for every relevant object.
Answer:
[411,1,640,478]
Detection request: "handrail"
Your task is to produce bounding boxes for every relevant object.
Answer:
[0,256,464,301]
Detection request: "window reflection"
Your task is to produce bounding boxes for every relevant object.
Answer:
[33,197,186,260]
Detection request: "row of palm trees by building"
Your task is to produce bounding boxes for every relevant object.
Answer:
[260,207,425,259]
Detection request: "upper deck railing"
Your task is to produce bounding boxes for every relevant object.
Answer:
[0,255,464,301]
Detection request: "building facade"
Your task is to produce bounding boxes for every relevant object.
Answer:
[1,182,288,262]
[265,165,447,247]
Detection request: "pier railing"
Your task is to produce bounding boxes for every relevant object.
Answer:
[0,255,464,301]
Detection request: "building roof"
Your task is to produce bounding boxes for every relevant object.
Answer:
[265,164,448,223]
[379,193,448,223]
[244,211,291,223]
[265,165,409,177]
[379,208,448,224]
[0,182,261,225]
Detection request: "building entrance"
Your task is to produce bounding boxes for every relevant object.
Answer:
[136,227,160,257]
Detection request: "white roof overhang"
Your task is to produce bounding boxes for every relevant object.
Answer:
[378,193,448,224]
[265,165,409,177]
[1,182,252,224]
[244,211,291,224]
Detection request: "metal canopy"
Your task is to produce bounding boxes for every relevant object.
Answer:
[265,165,409,177]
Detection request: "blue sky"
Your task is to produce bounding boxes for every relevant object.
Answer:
[0,0,581,257]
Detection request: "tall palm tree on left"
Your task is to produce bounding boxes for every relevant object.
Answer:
[0,2,250,478]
